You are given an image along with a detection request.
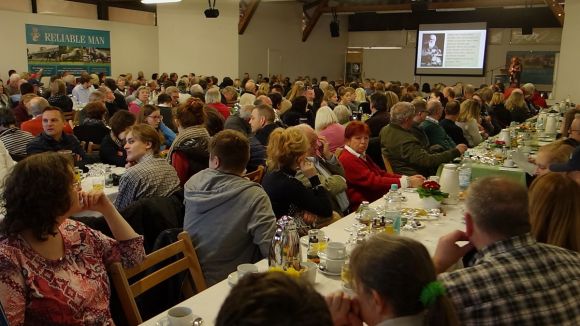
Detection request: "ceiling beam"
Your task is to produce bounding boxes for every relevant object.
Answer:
[544,0,565,26]
[302,0,328,42]
[239,0,261,35]
[323,0,546,13]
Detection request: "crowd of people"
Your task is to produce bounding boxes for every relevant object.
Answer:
[0,69,578,325]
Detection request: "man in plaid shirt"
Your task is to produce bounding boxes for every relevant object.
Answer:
[433,176,580,325]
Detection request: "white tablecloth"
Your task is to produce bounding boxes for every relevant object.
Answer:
[140,191,465,325]
[72,176,119,217]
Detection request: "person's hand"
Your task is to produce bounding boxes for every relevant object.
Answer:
[300,158,317,179]
[456,144,468,154]
[318,135,332,160]
[433,230,474,274]
[408,175,426,188]
[80,190,115,214]
[325,292,363,326]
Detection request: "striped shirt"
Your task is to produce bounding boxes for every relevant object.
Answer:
[114,153,181,211]
[0,127,34,157]
[439,233,580,325]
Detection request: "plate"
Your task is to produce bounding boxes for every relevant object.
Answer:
[318,266,341,276]
[227,271,238,287]
[401,208,440,221]
[111,167,126,175]
[300,235,309,247]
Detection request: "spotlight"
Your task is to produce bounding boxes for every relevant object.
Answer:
[204,0,219,18]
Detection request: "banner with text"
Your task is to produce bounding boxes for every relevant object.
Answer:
[26,24,111,76]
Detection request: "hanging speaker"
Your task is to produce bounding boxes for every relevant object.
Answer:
[330,21,340,38]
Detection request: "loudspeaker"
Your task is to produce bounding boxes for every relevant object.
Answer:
[330,21,340,38]
[522,25,533,35]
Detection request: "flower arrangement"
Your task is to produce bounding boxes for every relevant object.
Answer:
[417,180,449,202]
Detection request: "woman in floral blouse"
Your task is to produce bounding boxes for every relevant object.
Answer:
[0,152,145,325]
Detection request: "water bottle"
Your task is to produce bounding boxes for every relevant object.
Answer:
[458,153,472,191]
[384,184,402,234]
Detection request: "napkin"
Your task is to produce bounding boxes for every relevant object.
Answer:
[512,150,536,175]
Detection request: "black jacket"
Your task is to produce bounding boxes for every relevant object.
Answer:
[26,132,86,160]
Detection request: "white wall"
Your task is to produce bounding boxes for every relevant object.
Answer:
[554,1,580,102]
[157,0,239,80]
[360,28,561,90]
[239,2,349,81]
[0,10,159,81]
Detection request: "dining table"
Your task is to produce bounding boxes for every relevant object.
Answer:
[72,176,119,217]
[140,190,466,326]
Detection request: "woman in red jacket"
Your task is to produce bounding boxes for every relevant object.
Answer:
[338,121,424,211]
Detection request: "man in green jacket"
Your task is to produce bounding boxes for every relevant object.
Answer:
[380,101,467,177]
[420,99,460,151]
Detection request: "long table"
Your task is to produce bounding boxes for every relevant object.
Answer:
[141,191,465,325]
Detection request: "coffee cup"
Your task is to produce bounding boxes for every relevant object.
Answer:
[322,256,345,274]
[326,242,346,260]
[503,159,515,167]
[237,263,258,279]
[157,306,194,326]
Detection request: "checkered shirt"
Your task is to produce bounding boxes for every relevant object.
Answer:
[439,233,580,325]
[114,153,181,211]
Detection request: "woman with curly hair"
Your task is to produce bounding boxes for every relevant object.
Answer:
[262,126,333,223]
[0,152,145,325]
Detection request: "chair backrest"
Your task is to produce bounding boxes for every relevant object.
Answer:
[63,111,75,122]
[243,165,265,184]
[109,231,207,326]
[382,154,394,174]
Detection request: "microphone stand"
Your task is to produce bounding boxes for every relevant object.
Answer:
[486,65,508,85]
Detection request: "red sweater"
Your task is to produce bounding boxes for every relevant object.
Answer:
[338,148,401,211]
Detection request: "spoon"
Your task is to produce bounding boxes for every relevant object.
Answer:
[193,317,204,326]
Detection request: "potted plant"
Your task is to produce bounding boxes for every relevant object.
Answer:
[416,180,448,209]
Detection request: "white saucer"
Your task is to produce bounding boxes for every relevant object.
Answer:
[227,272,238,287]
[503,164,516,168]
[318,266,341,276]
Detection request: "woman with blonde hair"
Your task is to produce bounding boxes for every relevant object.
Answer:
[384,90,399,113]
[490,91,512,128]
[323,89,338,109]
[505,89,530,123]
[456,99,485,147]
[262,126,333,223]
[286,81,305,102]
[47,79,73,112]
[533,140,574,176]
[258,82,270,94]
[327,233,458,326]
[529,173,580,252]
[315,106,345,153]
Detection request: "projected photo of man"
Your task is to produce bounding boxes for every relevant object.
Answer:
[421,33,444,67]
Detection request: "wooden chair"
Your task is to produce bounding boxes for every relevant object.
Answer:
[63,111,75,122]
[382,154,395,174]
[243,165,265,184]
[109,231,207,326]
[87,142,101,154]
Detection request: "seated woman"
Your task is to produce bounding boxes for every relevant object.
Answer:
[167,99,211,186]
[338,121,423,211]
[529,173,580,252]
[138,104,176,149]
[114,124,181,211]
[315,106,345,153]
[456,99,485,147]
[73,102,110,145]
[0,152,145,325]
[128,86,150,116]
[327,233,458,326]
[100,110,136,167]
[262,126,333,225]
[47,79,73,112]
[505,89,531,123]
[333,104,352,125]
[281,96,314,128]
[323,89,338,109]
[533,140,575,176]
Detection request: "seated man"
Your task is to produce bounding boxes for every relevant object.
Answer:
[420,99,458,151]
[21,97,73,136]
[380,102,466,176]
[433,177,580,324]
[26,106,85,161]
[562,116,580,147]
[249,104,279,146]
[183,130,276,286]
[216,272,332,326]
[0,108,34,160]
[294,124,349,215]
[439,100,469,146]
[224,104,265,172]
[550,146,580,185]
[114,124,181,211]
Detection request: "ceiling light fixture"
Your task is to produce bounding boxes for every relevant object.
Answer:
[205,0,219,18]
[141,0,181,4]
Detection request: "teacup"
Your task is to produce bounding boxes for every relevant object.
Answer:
[237,263,258,279]
[321,256,345,274]
[503,159,515,167]
[326,242,346,260]
[157,306,194,326]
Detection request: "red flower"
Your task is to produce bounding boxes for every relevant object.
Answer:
[422,181,440,191]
